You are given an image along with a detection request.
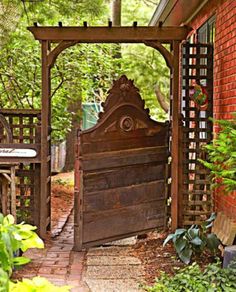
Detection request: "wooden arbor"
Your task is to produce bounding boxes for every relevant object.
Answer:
[28,25,190,238]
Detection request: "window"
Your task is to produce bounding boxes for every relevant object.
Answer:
[197,15,216,44]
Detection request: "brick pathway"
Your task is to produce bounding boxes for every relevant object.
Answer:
[15,211,89,292]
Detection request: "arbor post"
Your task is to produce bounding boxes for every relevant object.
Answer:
[40,40,51,237]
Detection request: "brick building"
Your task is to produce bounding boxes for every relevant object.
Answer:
[150,0,236,221]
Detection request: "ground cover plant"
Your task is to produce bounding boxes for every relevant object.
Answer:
[163,214,220,264]
[145,259,236,292]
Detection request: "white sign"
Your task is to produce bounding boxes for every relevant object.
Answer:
[0,148,37,158]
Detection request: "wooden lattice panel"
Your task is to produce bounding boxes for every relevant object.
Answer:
[181,43,214,226]
[0,109,41,225]
[0,109,41,144]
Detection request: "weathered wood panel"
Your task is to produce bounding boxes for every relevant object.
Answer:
[84,180,165,212]
[74,75,169,250]
[81,147,167,171]
[84,163,165,192]
[83,201,166,243]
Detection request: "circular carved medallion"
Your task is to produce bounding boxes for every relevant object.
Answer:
[119,116,134,132]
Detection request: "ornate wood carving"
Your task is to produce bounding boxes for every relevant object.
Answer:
[82,75,166,144]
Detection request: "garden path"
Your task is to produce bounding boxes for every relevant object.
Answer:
[16,210,145,292]
[15,210,89,291]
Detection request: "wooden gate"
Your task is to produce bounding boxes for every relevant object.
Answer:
[74,75,169,250]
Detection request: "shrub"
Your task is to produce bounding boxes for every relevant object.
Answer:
[0,213,44,276]
[163,214,220,264]
[10,276,71,291]
[0,268,9,292]
[145,259,236,292]
[199,117,236,193]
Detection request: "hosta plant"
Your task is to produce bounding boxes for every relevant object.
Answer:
[0,213,44,276]
[163,213,220,264]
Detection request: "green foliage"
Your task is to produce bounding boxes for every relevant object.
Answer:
[199,117,236,193]
[0,3,120,142]
[145,260,236,292]
[0,1,22,47]
[228,257,236,269]
[163,214,220,264]
[54,178,67,186]
[0,268,9,292]
[121,44,169,120]
[0,213,70,291]
[0,0,170,142]
[0,213,44,276]
[10,276,71,292]
[121,0,170,121]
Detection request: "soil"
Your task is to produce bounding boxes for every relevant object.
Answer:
[51,182,74,231]
[131,231,220,285]
[51,171,74,233]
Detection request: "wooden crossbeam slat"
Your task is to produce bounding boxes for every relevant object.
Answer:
[28,26,191,43]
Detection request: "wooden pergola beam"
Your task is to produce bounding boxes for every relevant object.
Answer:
[28,26,190,43]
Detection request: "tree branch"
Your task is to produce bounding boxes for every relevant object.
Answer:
[154,84,169,113]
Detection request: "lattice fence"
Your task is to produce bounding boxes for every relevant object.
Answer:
[180,42,214,226]
[0,109,41,225]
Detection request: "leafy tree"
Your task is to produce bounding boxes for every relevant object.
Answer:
[121,0,170,120]
[0,0,170,161]
[0,0,120,143]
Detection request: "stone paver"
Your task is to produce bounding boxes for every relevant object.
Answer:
[85,279,142,292]
[84,239,145,292]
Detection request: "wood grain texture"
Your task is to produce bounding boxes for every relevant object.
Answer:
[74,75,169,249]
[28,26,190,43]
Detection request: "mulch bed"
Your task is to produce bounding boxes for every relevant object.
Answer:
[131,231,220,285]
[51,181,74,233]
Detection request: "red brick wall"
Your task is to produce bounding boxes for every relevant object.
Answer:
[188,0,236,221]
[214,0,236,120]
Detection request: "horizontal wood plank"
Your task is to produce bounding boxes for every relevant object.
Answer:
[81,134,168,154]
[84,163,165,192]
[83,201,166,242]
[0,109,41,116]
[28,26,190,42]
[84,180,165,212]
[81,147,168,171]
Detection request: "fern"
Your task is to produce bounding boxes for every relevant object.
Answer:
[199,116,236,193]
